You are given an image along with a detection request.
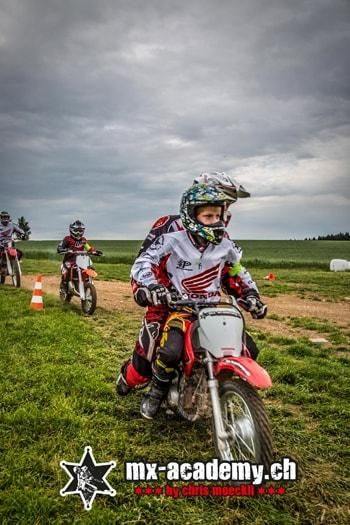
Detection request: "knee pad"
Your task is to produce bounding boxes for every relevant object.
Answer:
[158,328,184,368]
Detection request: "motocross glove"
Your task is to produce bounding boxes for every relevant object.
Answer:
[92,250,103,256]
[244,294,267,319]
[148,284,171,306]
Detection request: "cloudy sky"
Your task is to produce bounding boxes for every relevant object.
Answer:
[1,0,349,240]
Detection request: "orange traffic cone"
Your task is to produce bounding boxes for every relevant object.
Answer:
[30,275,44,310]
[264,272,276,281]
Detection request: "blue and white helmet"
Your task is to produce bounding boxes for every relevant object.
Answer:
[193,172,250,205]
[180,184,227,244]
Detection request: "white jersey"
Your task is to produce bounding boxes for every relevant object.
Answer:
[131,230,258,302]
[0,222,24,246]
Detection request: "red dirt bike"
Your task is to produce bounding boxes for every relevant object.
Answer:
[0,241,22,288]
[59,251,102,315]
[162,295,273,466]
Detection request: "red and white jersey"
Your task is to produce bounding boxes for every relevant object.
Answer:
[131,230,258,302]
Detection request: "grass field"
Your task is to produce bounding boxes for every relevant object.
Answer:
[1,242,350,524]
[17,239,350,269]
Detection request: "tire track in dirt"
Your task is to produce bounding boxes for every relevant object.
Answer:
[20,275,350,340]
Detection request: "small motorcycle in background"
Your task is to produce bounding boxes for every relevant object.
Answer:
[0,240,22,288]
[59,251,102,315]
[162,295,273,466]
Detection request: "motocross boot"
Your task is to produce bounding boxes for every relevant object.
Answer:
[60,275,68,290]
[140,361,172,420]
[140,381,169,420]
[116,361,131,396]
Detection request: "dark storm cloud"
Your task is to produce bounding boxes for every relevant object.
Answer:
[0,0,349,239]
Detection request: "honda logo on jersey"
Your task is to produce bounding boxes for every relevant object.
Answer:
[182,263,220,295]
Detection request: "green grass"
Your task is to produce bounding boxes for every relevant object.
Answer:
[18,239,350,269]
[18,238,350,302]
[250,268,350,301]
[1,284,349,524]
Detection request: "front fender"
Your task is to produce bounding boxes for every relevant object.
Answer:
[84,268,97,278]
[215,357,272,389]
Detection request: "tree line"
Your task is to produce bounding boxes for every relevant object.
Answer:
[304,232,350,241]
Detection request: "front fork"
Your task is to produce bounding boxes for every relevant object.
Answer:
[4,251,20,276]
[206,351,229,453]
[77,267,86,300]
[67,266,86,299]
[5,251,13,276]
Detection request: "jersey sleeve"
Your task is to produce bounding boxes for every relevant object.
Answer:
[57,236,70,253]
[13,224,25,237]
[222,241,259,297]
[131,234,170,287]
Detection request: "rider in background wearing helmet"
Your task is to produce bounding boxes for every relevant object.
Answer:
[116,173,262,398]
[118,184,267,420]
[57,220,102,288]
[0,211,27,260]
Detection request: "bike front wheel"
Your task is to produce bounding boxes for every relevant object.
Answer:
[11,259,21,288]
[81,283,97,315]
[213,379,273,468]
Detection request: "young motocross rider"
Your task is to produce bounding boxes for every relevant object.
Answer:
[116,174,263,396]
[117,184,267,419]
[57,220,103,290]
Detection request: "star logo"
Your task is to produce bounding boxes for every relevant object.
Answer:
[60,446,116,510]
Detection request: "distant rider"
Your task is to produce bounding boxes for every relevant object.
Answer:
[0,210,27,260]
[57,220,102,289]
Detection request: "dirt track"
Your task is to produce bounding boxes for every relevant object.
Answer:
[21,275,350,340]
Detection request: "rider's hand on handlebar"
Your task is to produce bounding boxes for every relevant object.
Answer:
[148,284,171,306]
[244,294,267,319]
[92,250,103,256]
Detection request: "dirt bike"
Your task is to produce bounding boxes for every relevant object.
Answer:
[59,251,102,315]
[0,241,22,288]
[162,295,273,467]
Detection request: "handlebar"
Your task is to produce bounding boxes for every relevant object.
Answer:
[167,294,238,311]
[58,250,103,256]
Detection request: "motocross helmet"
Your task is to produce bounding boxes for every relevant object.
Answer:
[69,220,85,240]
[193,172,250,205]
[0,211,10,226]
[180,184,226,245]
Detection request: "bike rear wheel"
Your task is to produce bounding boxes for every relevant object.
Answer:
[213,379,273,468]
[81,283,97,315]
[11,259,21,288]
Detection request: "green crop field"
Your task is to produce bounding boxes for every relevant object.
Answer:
[1,243,350,524]
[17,239,350,268]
